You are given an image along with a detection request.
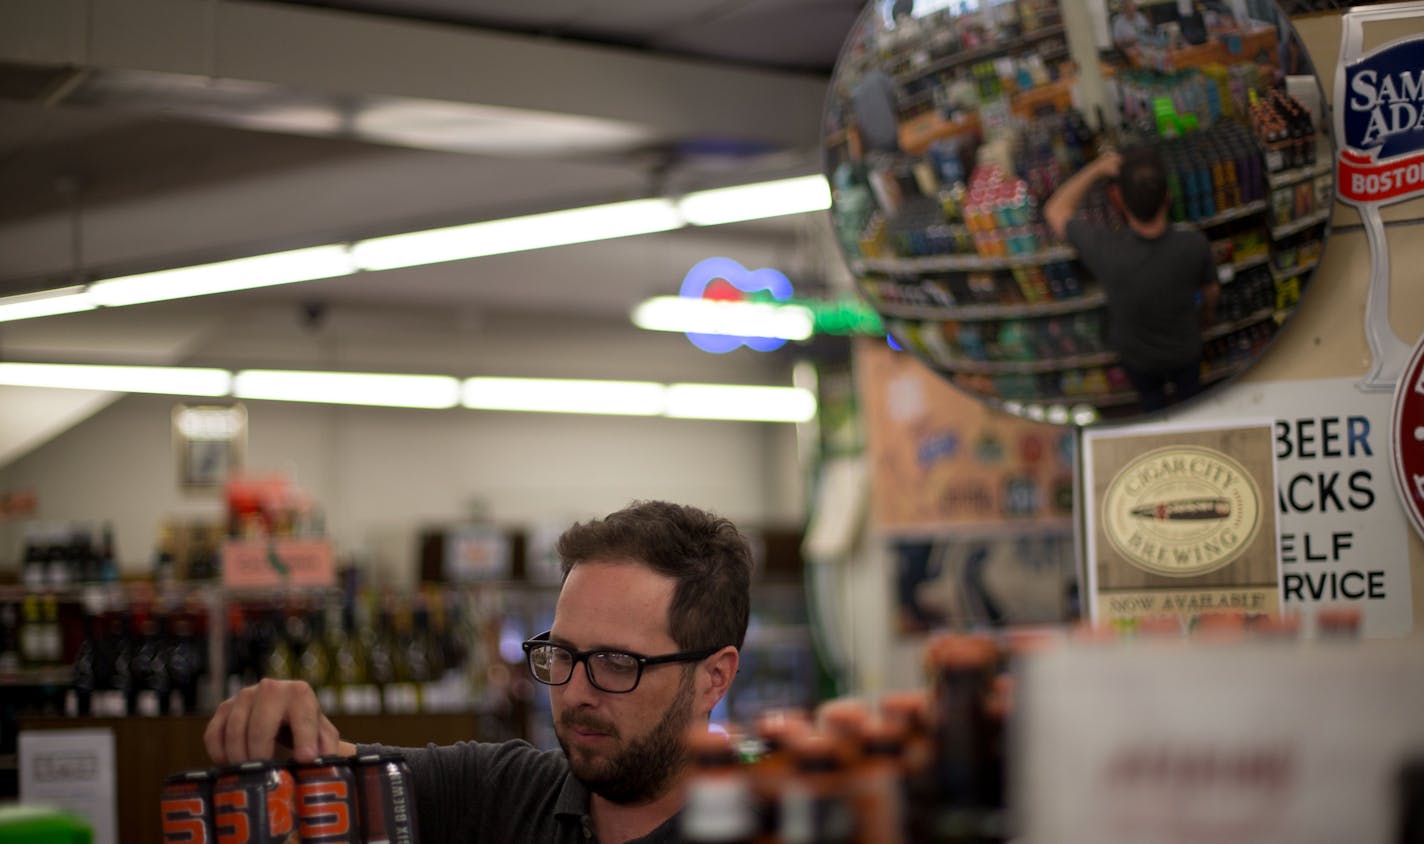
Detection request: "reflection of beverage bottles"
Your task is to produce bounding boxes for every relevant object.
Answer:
[311,601,343,712]
[133,609,171,716]
[335,602,375,714]
[263,610,297,681]
[167,610,204,715]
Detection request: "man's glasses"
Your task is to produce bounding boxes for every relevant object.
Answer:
[521,631,720,694]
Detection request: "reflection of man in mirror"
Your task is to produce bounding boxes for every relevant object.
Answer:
[1111,0,1153,49]
[1045,144,1219,413]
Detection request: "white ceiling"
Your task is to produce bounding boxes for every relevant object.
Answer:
[0,0,866,464]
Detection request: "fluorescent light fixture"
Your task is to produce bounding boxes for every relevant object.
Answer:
[351,198,683,271]
[87,245,355,307]
[463,377,666,416]
[0,362,230,396]
[0,286,95,322]
[678,176,831,226]
[233,370,460,409]
[665,384,816,422]
[631,296,814,341]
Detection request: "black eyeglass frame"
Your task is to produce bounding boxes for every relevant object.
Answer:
[520,630,721,694]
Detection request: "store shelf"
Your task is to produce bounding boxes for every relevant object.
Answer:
[874,290,1106,321]
[1267,159,1331,189]
[1192,199,1268,229]
[1271,209,1331,240]
[0,667,72,687]
[858,245,1075,274]
[894,24,1066,86]
[931,350,1118,375]
[897,75,1076,154]
[1218,252,1270,282]
[1270,257,1320,281]
[874,517,1074,542]
[1204,307,1275,341]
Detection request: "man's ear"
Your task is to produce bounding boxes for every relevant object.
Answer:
[1107,183,1125,214]
[697,646,740,714]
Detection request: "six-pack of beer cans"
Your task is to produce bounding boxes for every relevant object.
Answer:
[160,753,419,843]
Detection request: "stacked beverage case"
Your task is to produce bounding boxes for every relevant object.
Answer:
[160,754,419,844]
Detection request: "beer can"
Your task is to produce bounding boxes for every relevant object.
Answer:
[353,753,421,844]
[291,756,360,843]
[162,768,216,844]
[213,760,299,844]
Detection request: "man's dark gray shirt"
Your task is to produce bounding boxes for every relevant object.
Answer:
[356,740,680,844]
[1065,217,1216,372]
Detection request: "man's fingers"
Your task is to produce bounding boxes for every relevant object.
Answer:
[224,687,257,764]
[287,686,323,762]
[204,699,232,765]
[244,680,291,761]
[317,714,342,757]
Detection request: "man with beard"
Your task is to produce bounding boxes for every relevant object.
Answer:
[204,500,749,843]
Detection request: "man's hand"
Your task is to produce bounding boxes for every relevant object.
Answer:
[1045,150,1124,242]
[204,679,352,765]
[1093,150,1123,180]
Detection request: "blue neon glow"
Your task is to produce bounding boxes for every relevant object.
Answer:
[679,257,794,354]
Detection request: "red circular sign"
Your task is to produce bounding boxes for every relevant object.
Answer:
[1392,333,1424,543]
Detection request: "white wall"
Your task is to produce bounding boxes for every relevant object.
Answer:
[0,391,804,585]
[0,303,809,584]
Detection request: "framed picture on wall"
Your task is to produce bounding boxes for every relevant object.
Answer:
[173,403,247,489]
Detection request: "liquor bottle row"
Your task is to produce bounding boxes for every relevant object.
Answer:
[1118,63,1268,136]
[226,589,501,717]
[1249,88,1318,174]
[0,584,520,719]
[17,522,120,591]
[679,609,1363,844]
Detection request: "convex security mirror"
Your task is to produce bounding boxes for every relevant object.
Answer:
[825,0,1333,426]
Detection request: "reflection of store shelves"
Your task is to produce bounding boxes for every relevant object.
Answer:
[858,245,1075,274]
[0,667,72,687]
[1270,209,1331,240]
[1267,160,1331,189]
[1203,307,1275,341]
[898,76,1076,153]
[933,350,1117,375]
[1218,252,1270,282]
[876,290,1106,321]
[1271,257,1319,281]
[1204,357,1251,385]
[894,24,1066,85]
[1087,390,1141,408]
[875,517,1074,542]
[1193,199,1268,229]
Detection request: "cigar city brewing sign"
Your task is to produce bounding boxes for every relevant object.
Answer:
[1334,1,1424,389]
[1101,447,1263,578]
[1083,423,1280,625]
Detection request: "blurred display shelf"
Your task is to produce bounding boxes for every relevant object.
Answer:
[1271,208,1331,240]
[1193,199,1268,229]
[873,290,1106,321]
[1271,257,1319,281]
[1218,252,1270,282]
[929,350,1118,375]
[857,244,1075,274]
[1267,159,1331,189]
[0,667,72,687]
[893,24,1067,86]
[897,76,1077,154]
[874,517,1074,542]
[1204,307,1276,341]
